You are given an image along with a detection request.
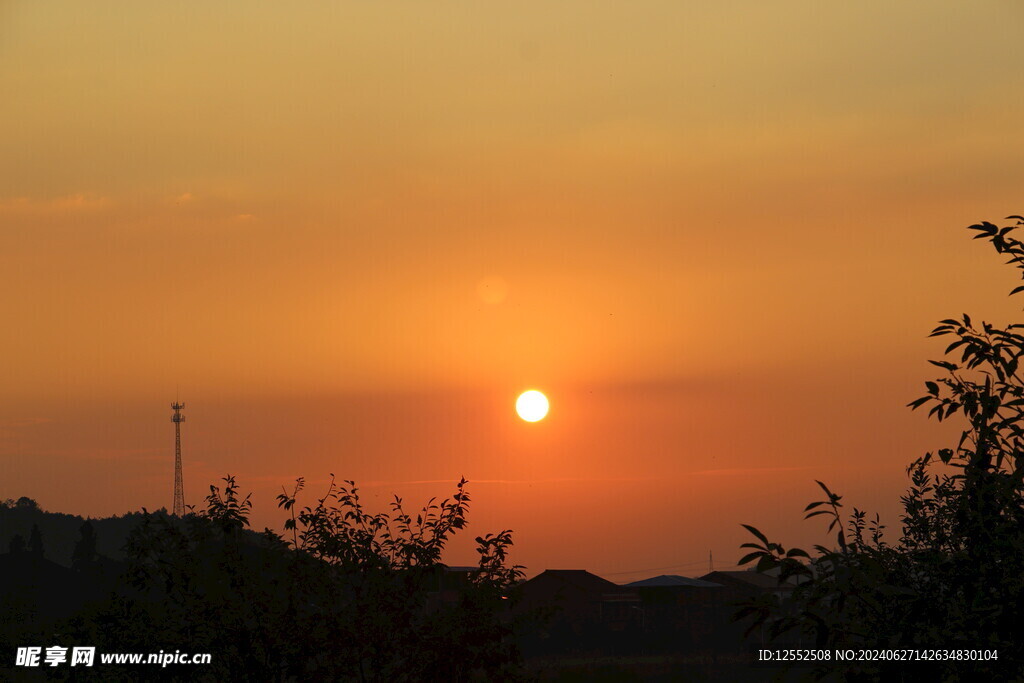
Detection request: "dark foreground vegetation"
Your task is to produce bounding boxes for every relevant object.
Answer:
[2,487,770,681]
[740,218,1024,681]
[2,477,527,681]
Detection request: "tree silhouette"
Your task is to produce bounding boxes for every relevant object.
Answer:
[738,217,1024,680]
[27,524,44,558]
[72,521,98,570]
[8,533,25,555]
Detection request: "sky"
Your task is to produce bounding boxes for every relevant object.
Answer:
[3,2,1024,579]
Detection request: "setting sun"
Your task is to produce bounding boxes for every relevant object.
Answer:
[516,390,549,422]
[6,4,1024,676]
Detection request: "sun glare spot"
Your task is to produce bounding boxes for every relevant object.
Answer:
[476,276,509,305]
[516,390,549,422]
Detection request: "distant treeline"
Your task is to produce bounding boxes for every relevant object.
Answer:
[0,496,261,566]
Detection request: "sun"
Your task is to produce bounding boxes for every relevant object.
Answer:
[516,390,549,422]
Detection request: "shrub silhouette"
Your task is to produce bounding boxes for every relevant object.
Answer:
[739,217,1024,680]
[67,475,527,682]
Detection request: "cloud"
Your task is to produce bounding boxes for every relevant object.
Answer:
[0,418,53,440]
[0,193,111,215]
[163,193,257,224]
[0,447,170,462]
[356,469,809,488]
[682,466,810,476]
[0,417,53,428]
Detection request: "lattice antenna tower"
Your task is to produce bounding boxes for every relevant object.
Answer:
[171,402,186,516]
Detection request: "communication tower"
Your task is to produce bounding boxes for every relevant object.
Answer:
[171,402,186,516]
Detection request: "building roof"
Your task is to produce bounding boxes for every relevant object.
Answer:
[700,570,789,589]
[624,574,722,588]
[526,569,623,593]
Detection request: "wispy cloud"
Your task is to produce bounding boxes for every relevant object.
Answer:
[0,193,111,215]
[364,478,656,487]
[0,418,54,441]
[0,447,170,462]
[0,417,53,428]
[682,466,810,476]
[357,468,810,488]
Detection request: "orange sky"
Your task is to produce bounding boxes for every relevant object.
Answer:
[2,2,1024,579]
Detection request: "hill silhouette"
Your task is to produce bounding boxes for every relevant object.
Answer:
[0,497,263,566]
